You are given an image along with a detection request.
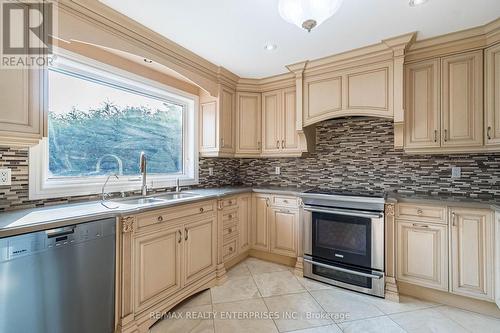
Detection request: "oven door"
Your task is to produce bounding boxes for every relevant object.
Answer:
[303,205,384,271]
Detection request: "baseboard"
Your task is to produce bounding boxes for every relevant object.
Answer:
[398,281,500,319]
[248,249,297,267]
[225,251,249,270]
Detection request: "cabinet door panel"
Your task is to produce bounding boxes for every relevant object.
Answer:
[347,67,390,112]
[220,88,235,152]
[270,208,298,257]
[238,194,252,252]
[450,208,494,300]
[134,226,182,312]
[184,217,217,285]
[396,221,448,291]
[441,51,483,147]
[236,93,261,154]
[304,76,342,124]
[404,60,440,148]
[252,195,270,251]
[485,44,500,146]
[262,91,281,153]
[282,88,299,150]
[200,101,218,151]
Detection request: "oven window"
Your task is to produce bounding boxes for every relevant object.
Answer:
[312,212,372,268]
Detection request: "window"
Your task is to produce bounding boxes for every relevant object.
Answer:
[30,52,198,200]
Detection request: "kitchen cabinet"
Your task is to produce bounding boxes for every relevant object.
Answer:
[262,90,282,154]
[441,51,483,148]
[133,224,182,313]
[236,92,261,156]
[404,50,484,152]
[404,59,440,149]
[252,194,271,252]
[396,220,448,291]
[238,193,252,252]
[450,207,494,301]
[199,85,235,157]
[270,207,298,257]
[485,43,500,146]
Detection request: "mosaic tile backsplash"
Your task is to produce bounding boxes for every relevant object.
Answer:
[1,116,499,211]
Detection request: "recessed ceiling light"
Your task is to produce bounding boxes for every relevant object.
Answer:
[264,43,277,51]
[409,0,428,7]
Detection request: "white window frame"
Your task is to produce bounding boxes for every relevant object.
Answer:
[29,50,199,200]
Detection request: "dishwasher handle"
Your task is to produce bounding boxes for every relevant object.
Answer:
[46,226,76,239]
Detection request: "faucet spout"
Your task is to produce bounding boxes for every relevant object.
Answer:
[140,152,147,196]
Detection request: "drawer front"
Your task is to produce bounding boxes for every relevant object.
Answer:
[220,197,238,210]
[136,200,216,228]
[396,203,446,224]
[273,196,298,208]
[223,238,238,261]
[222,209,238,223]
[223,224,238,240]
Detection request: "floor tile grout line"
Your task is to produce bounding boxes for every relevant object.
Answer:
[306,287,343,332]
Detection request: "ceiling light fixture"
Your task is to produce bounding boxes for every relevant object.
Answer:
[278,0,344,32]
[264,43,277,51]
[409,0,428,7]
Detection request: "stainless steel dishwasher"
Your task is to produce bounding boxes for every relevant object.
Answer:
[0,218,116,333]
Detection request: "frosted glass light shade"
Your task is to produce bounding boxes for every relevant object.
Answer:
[278,0,344,32]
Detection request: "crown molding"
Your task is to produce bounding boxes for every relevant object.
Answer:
[236,72,295,92]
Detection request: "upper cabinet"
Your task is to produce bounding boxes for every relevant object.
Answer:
[0,67,45,147]
[303,61,394,126]
[199,85,236,157]
[485,43,500,146]
[404,50,486,153]
[236,92,261,156]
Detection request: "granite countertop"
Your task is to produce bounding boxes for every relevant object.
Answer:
[0,186,306,238]
[387,190,500,210]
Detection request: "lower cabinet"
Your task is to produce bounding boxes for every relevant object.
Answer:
[238,194,252,252]
[270,207,298,257]
[252,194,271,252]
[450,207,494,301]
[396,221,448,291]
[133,225,183,313]
[184,218,217,285]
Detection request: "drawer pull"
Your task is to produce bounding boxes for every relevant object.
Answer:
[228,214,233,219]
[228,228,232,233]
[416,209,423,215]
[412,223,429,228]
[199,207,204,213]
[228,200,233,205]
[283,199,288,203]
[229,247,233,252]
[157,216,164,222]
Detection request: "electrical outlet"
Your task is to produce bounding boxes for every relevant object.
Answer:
[208,167,214,176]
[275,166,281,175]
[0,169,11,186]
[451,167,461,178]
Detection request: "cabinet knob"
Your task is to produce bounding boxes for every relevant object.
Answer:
[229,247,233,252]
[228,214,233,219]
[199,207,204,213]
[417,209,423,215]
[228,228,232,233]
[157,216,164,222]
[283,199,288,203]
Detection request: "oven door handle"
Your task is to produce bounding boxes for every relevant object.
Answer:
[304,258,384,279]
[303,205,383,219]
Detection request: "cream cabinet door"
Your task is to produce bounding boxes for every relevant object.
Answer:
[282,88,299,151]
[199,101,218,152]
[396,221,448,291]
[404,60,440,149]
[450,208,494,301]
[252,194,271,251]
[133,226,182,313]
[485,43,500,146]
[238,194,252,252]
[270,208,298,257]
[220,87,235,153]
[262,90,281,154]
[184,217,217,286]
[236,92,261,155]
[441,51,483,147]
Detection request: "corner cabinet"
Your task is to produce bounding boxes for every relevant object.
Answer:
[0,66,45,146]
[269,206,299,257]
[485,43,500,146]
[252,194,271,252]
[235,92,261,156]
[199,85,235,157]
[449,207,494,301]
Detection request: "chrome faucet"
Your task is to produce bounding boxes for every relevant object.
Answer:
[175,178,189,192]
[140,152,148,196]
[102,173,119,201]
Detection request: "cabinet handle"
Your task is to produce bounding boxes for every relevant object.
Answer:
[276,140,280,149]
[258,141,261,149]
[434,130,438,143]
[487,126,492,140]
[417,209,423,215]
[185,227,189,241]
[229,247,233,252]
[199,207,204,213]
[265,198,270,207]
[178,230,182,243]
[444,129,448,142]
[452,212,456,227]
[218,201,223,210]
[228,228,232,233]
[220,138,225,148]
[412,223,429,228]
[280,209,290,213]
[281,140,285,149]
[157,216,164,223]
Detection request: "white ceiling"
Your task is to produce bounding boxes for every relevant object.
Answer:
[101,0,500,78]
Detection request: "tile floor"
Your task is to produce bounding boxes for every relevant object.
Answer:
[150,258,500,333]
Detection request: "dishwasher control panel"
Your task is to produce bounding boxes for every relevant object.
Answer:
[0,219,115,262]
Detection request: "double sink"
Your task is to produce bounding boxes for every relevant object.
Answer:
[102,192,201,209]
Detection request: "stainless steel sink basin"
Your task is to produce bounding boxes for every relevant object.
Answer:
[118,197,167,205]
[156,192,199,200]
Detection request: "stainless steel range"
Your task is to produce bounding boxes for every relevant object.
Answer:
[301,189,386,298]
